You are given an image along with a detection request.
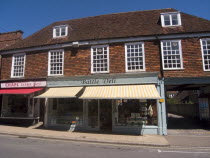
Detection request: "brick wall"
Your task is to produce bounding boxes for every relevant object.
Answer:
[0,31,22,50]
[1,38,210,80]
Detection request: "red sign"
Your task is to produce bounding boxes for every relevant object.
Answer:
[1,81,47,88]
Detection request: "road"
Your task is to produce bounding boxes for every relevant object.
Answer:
[0,134,210,158]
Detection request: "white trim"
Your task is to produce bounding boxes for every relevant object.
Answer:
[1,32,210,55]
[48,49,64,76]
[161,12,182,27]
[161,39,183,70]
[124,42,146,72]
[53,25,68,38]
[91,45,109,74]
[200,38,210,71]
[11,53,26,78]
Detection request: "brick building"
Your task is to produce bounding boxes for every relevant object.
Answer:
[0,8,210,135]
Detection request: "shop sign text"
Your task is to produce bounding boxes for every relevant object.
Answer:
[1,81,47,88]
[81,78,116,85]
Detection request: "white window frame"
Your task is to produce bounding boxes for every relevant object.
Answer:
[200,38,210,71]
[11,53,26,78]
[161,12,182,27]
[48,49,64,76]
[91,45,109,74]
[53,25,68,38]
[125,42,146,72]
[161,40,183,70]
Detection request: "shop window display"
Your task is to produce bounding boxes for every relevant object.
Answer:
[115,99,157,126]
[3,95,28,117]
[49,98,83,126]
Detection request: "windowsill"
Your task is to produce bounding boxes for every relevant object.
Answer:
[162,25,182,27]
[48,75,64,77]
[126,70,146,73]
[163,68,185,71]
[52,36,67,39]
[91,72,109,74]
[10,76,25,79]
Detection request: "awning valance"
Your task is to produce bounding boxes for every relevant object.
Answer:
[0,88,43,94]
[35,87,83,98]
[80,85,161,99]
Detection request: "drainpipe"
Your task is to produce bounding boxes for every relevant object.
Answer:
[155,35,167,135]
[155,35,164,79]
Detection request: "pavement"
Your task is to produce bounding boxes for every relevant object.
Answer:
[0,124,169,147]
[166,113,210,147]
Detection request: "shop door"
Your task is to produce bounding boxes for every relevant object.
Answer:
[100,100,112,131]
[87,100,99,129]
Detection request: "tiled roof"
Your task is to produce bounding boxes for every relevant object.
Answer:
[2,8,210,51]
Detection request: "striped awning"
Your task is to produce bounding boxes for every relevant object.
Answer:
[35,87,83,98]
[80,85,161,99]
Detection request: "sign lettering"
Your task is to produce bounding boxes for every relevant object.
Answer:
[1,81,47,88]
[81,78,116,85]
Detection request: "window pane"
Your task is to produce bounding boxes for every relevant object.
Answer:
[162,41,182,69]
[92,46,109,73]
[54,26,67,37]
[49,50,63,75]
[172,14,178,25]
[201,40,210,70]
[61,27,66,36]
[12,55,25,77]
[126,43,144,71]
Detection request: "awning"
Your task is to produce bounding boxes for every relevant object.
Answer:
[80,85,161,99]
[0,88,43,94]
[35,87,83,98]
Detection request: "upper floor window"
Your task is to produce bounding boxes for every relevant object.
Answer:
[200,39,210,71]
[161,12,181,27]
[125,42,145,72]
[11,54,26,78]
[53,25,68,38]
[161,40,183,70]
[48,50,64,76]
[91,45,109,73]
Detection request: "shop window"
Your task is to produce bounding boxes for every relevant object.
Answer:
[114,99,157,126]
[200,39,210,71]
[52,99,57,110]
[11,54,25,78]
[91,45,109,73]
[49,98,83,126]
[53,25,68,38]
[3,95,28,117]
[161,12,181,27]
[48,50,64,76]
[161,40,183,70]
[125,42,145,72]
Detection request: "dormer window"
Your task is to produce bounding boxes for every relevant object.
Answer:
[53,25,68,38]
[161,12,181,27]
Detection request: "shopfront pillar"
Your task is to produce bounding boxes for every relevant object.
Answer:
[44,98,49,127]
[157,79,167,135]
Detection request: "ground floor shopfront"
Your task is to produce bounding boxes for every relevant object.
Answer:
[0,80,46,125]
[37,72,167,135]
[165,77,210,128]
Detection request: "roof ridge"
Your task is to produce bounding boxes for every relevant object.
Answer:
[53,8,177,24]
[0,30,23,35]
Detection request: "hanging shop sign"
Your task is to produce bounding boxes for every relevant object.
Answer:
[1,81,47,88]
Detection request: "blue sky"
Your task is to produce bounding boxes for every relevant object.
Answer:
[1,0,210,38]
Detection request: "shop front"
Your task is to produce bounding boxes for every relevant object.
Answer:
[36,72,167,135]
[0,80,46,125]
